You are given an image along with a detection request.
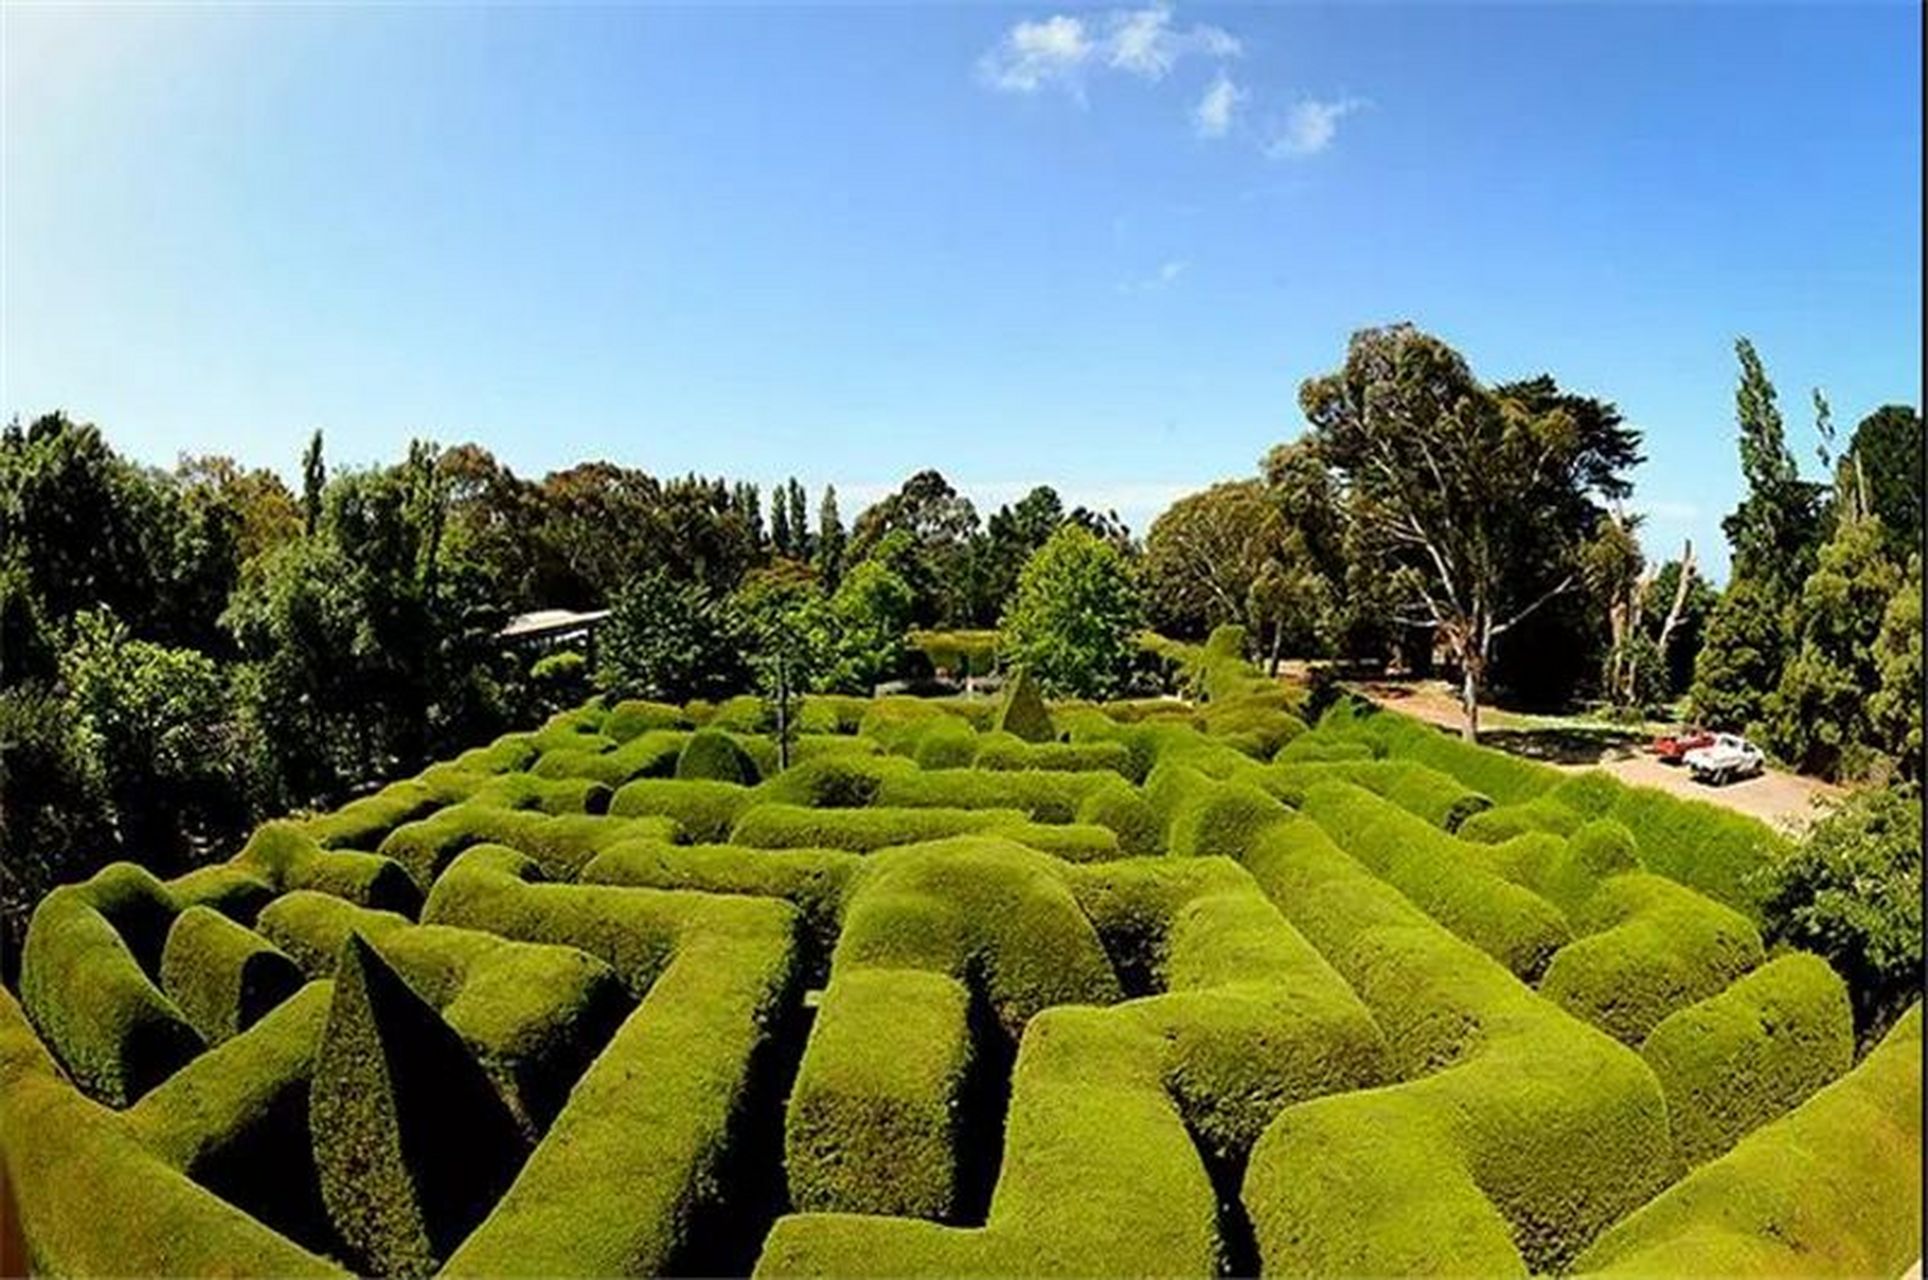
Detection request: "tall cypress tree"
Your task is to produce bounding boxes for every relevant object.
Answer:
[815,485,846,592]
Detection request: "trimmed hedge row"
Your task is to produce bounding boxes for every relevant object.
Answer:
[1575,1002,1922,1277]
[0,987,344,1276]
[761,838,1388,1276]
[730,802,1119,860]
[159,907,305,1047]
[1539,873,1765,1046]
[1239,814,1678,1274]
[424,846,804,1277]
[376,804,674,885]
[1638,952,1854,1166]
[1298,780,1573,981]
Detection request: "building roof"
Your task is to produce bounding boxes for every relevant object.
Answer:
[497,608,611,641]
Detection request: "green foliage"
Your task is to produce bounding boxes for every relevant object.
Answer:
[1721,338,1826,609]
[785,968,973,1219]
[676,729,761,785]
[991,668,1056,744]
[1848,404,1922,560]
[1750,784,1923,1045]
[1869,554,1923,780]
[158,907,304,1046]
[525,648,590,712]
[826,556,914,692]
[609,778,755,843]
[998,526,1141,699]
[310,934,525,1277]
[1575,1003,1921,1277]
[1767,510,1903,779]
[1539,873,1765,1045]
[1639,953,1853,1166]
[598,567,750,703]
[907,628,999,678]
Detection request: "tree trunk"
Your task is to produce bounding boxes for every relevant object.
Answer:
[1460,657,1480,742]
[1654,539,1696,661]
[1268,617,1284,678]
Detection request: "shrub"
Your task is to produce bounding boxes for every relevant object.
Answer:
[1275,732,1375,763]
[0,988,339,1276]
[18,863,204,1106]
[608,778,755,844]
[310,933,526,1276]
[675,729,760,786]
[1574,1003,1921,1277]
[1539,874,1765,1046]
[1299,781,1572,981]
[997,526,1140,700]
[1639,953,1854,1166]
[158,907,304,1046]
[732,804,1028,853]
[1749,783,1922,1045]
[785,967,973,1219]
[1075,779,1164,856]
[601,699,691,740]
[910,716,979,769]
[992,666,1056,743]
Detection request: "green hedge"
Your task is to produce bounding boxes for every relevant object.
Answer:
[732,804,1030,853]
[530,729,687,787]
[1638,952,1854,1166]
[581,840,859,979]
[973,733,1133,777]
[1074,777,1164,856]
[1575,1002,1921,1277]
[19,863,205,1106]
[1274,731,1376,763]
[992,667,1055,743]
[125,981,336,1252]
[1539,874,1765,1046]
[1239,815,1677,1274]
[234,821,421,914]
[676,728,761,785]
[426,848,803,1276]
[310,933,527,1276]
[907,629,1000,677]
[1300,781,1573,981]
[910,716,979,769]
[870,767,1110,823]
[785,967,974,1219]
[762,835,1387,1276]
[602,699,691,740]
[0,988,343,1277]
[609,778,756,844]
[376,804,670,885]
[158,907,305,1047]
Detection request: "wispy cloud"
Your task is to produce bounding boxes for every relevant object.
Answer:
[977,14,1094,96]
[1266,97,1368,158]
[978,3,1239,100]
[1118,258,1190,294]
[1193,70,1244,138]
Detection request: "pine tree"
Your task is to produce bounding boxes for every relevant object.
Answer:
[787,479,810,561]
[770,481,792,556]
[816,485,846,591]
[301,430,326,537]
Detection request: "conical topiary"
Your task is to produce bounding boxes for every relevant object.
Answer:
[310,933,526,1278]
[993,666,1055,743]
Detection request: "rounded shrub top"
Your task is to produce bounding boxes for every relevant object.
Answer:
[675,730,760,786]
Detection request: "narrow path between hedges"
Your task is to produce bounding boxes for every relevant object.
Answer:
[1331,676,1845,835]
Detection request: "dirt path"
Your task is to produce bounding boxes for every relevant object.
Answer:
[1343,679,1845,835]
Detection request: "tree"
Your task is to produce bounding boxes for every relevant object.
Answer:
[176,455,302,566]
[1848,404,1923,559]
[1868,554,1922,781]
[1689,577,1787,734]
[1751,783,1923,1048]
[301,430,326,537]
[999,525,1141,699]
[61,610,249,864]
[1298,326,1642,738]
[816,485,847,592]
[787,479,810,562]
[1644,553,1716,698]
[825,558,914,693]
[981,486,1067,620]
[1721,339,1825,611]
[849,470,980,626]
[1769,505,1903,780]
[733,561,835,767]
[598,568,749,703]
[770,481,793,557]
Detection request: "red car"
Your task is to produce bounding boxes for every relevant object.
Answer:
[1652,727,1715,763]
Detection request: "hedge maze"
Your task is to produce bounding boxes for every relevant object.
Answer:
[3,639,1920,1277]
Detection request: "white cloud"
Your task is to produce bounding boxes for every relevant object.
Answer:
[979,4,1238,98]
[1266,97,1367,158]
[1118,258,1190,293]
[1193,71,1244,138]
[1106,4,1240,81]
[977,14,1094,95]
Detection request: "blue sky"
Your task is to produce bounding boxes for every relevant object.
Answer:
[5,3,1919,578]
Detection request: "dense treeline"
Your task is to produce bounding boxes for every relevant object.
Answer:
[1142,327,1920,780]
[0,418,1144,970]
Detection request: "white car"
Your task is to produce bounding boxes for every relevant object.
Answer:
[1682,733,1766,786]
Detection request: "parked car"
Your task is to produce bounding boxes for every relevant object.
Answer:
[1652,726,1716,763]
[1683,734,1766,785]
